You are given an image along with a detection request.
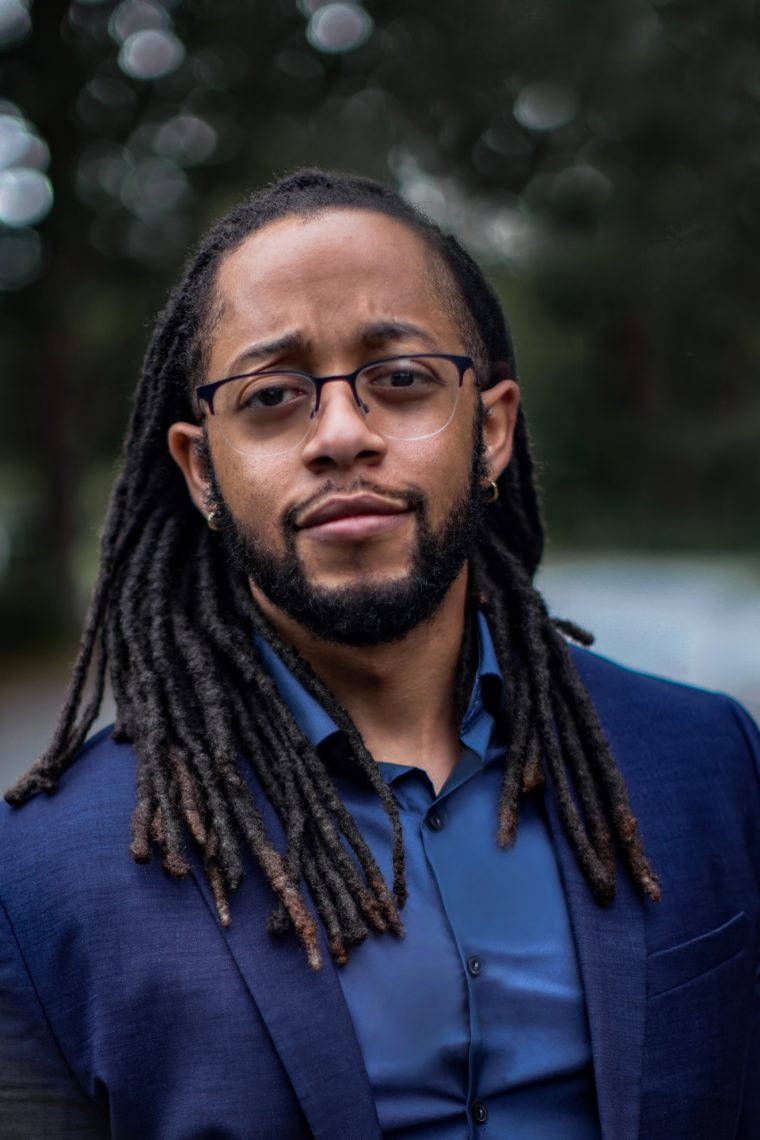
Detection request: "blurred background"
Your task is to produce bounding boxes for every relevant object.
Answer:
[1,0,758,785]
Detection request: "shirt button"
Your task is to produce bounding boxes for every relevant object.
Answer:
[467,955,483,977]
[426,809,443,831]
[472,1100,488,1124]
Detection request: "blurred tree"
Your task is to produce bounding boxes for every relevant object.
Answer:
[0,0,758,649]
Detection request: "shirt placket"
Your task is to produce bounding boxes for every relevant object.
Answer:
[398,765,490,1137]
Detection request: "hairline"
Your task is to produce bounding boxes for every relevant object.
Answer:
[192,203,489,394]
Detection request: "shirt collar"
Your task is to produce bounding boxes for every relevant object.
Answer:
[255,636,337,749]
[254,611,504,765]
[460,610,502,730]
[454,610,503,764]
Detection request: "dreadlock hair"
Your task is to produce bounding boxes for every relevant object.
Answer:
[7,168,660,969]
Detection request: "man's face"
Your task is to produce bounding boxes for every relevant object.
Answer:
[205,416,488,645]
[172,208,516,644]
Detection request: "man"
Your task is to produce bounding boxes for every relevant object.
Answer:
[0,169,758,1139]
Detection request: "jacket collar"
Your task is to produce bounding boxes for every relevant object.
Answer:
[544,784,647,1140]
[190,791,383,1140]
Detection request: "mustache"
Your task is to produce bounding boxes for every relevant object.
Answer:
[282,478,426,531]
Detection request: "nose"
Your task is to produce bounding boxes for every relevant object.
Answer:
[300,378,387,472]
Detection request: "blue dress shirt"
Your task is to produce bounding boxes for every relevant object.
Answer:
[257,615,600,1139]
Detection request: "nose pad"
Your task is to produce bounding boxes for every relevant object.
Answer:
[311,377,369,419]
[308,380,373,433]
[301,379,387,466]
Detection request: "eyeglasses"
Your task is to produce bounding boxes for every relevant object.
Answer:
[195,352,476,457]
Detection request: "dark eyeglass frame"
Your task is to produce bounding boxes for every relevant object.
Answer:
[195,352,477,416]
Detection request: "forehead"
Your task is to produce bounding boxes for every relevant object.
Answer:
[207,208,462,375]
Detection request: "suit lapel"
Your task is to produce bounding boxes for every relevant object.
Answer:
[544,788,647,1140]
[191,850,381,1140]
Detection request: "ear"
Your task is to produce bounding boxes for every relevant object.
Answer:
[480,378,520,481]
[167,421,213,517]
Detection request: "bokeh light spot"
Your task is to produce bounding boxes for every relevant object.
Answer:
[482,208,537,263]
[0,114,30,169]
[75,142,131,204]
[17,133,49,172]
[513,82,579,131]
[306,3,373,54]
[482,126,532,158]
[88,77,136,108]
[0,168,53,227]
[118,28,185,80]
[119,156,188,219]
[154,114,217,166]
[75,76,137,131]
[0,105,49,176]
[552,164,612,211]
[0,0,31,50]
[109,0,169,44]
[123,214,186,265]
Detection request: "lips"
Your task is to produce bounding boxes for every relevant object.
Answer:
[295,493,409,530]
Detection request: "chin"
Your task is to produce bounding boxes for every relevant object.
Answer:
[302,562,413,593]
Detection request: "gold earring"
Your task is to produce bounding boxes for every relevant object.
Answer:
[206,508,220,530]
[487,480,499,502]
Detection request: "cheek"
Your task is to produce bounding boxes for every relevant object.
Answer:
[391,428,475,515]
[209,443,294,535]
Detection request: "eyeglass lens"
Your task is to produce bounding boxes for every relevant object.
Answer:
[209,355,465,455]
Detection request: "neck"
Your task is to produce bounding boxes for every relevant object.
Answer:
[252,570,470,794]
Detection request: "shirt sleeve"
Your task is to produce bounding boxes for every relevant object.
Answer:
[0,896,109,1138]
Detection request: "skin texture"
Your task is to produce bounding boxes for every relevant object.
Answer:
[169,208,519,790]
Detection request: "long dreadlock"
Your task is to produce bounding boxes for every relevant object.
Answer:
[6,169,659,969]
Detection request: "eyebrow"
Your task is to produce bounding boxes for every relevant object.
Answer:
[223,332,306,378]
[360,319,439,351]
[219,320,440,379]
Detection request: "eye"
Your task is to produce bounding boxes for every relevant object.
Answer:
[238,374,312,412]
[384,368,422,388]
[362,359,442,395]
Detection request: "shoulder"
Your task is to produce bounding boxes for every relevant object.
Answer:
[0,726,218,1019]
[0,728,184,953]
[0,730,296,1123]
[0,727,136,890]
[570,642,759,762]
[569,644,760,873]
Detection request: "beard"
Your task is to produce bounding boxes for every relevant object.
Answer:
[205,417,489,647]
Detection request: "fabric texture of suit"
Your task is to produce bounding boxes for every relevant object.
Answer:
[1,646,759,1139]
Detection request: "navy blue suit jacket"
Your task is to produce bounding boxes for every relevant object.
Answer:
[1,647,759,1139]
